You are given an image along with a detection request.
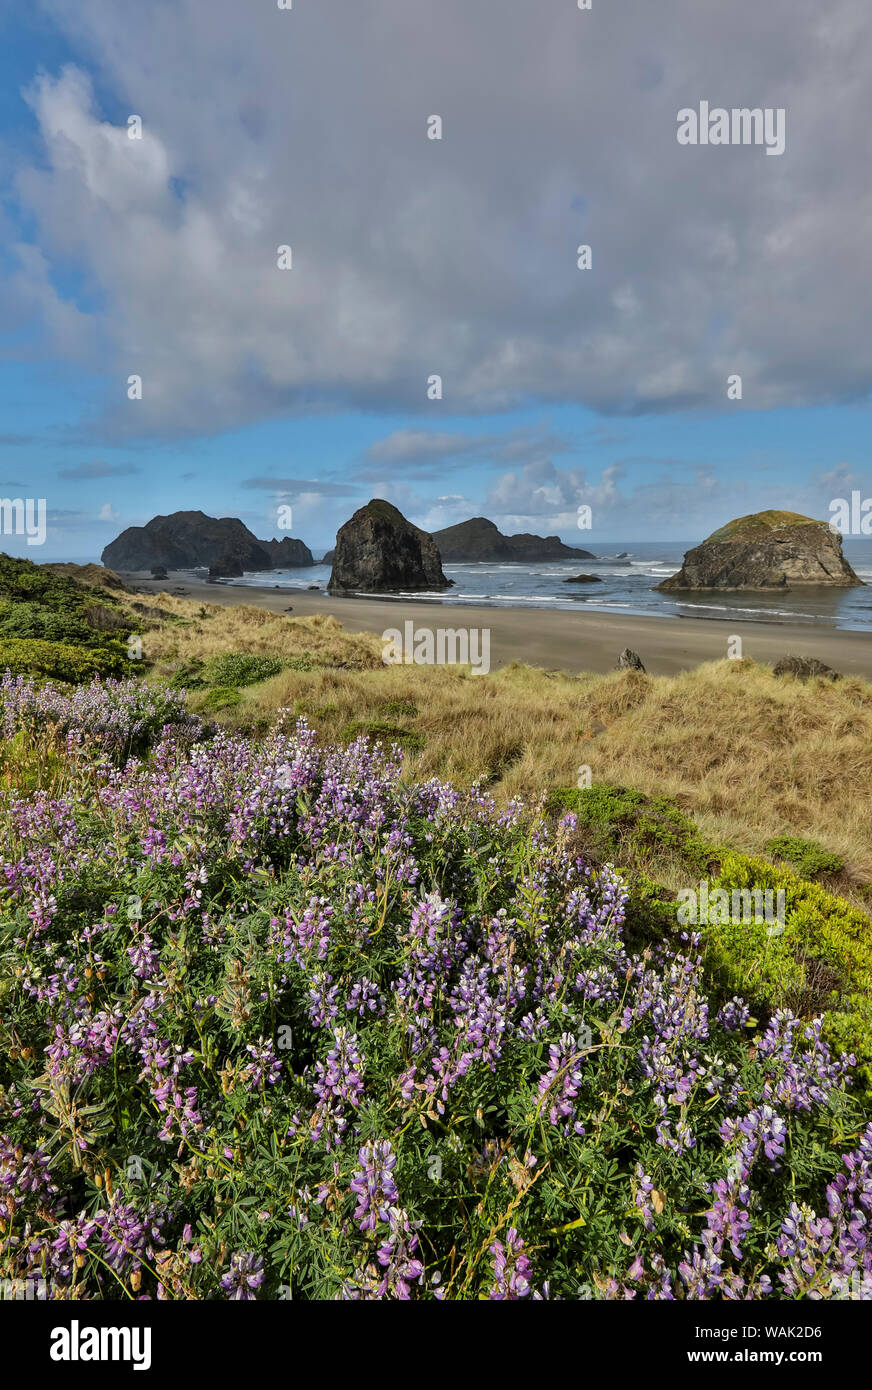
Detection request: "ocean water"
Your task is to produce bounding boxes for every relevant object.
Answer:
[230,539,872,632]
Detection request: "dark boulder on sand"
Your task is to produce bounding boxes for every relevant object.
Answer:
[617,648,646,672]
[208,553,244,579]
[773,656,841,681]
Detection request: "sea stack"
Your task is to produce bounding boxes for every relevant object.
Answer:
[431,516,594,562]
[657,511,863,591]
[101,510,314,574]
[327,499,453,594]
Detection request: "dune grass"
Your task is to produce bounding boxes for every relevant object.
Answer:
[130,593,872,897]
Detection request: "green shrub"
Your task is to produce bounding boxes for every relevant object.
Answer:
[547,784,714,877]
[0,555,138,683]
[341,719,426,753]
[203,652,285,686]
[710,853,872,1094]
[548,785,872,1097]
[0,601,127,647]
[764,834,845,880]
[167,658,208,689]
[0,638,125,682]
[618,869,683,953]
[380,698,419,719]
[200,685,244,712]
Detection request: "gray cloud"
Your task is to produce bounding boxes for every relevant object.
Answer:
[359,425,572,476]
[241,476,360,497]
[479,457,851,541]
[10,0,872,438]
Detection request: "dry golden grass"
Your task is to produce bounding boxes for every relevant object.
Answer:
[126,593,383,669]
[135,595,872,886]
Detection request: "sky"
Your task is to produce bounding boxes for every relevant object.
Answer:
[0,0,871,559]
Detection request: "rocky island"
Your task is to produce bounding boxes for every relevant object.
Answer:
[102,510,314,575]
[431,517,594,562]
[657,511,863,591]
[327,499,452,594]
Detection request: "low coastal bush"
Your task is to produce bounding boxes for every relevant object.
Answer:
[548,786,872,1099]
[379,698,419,719]
[0,638,125,682]
[200,685,244,712]
[765,835,845,881]
[340,719,426,753]
[712,854,872,1095]
[203,652,286,687]
[0,685,869,1301]
[0,554,136,682]
[547,784,713,878]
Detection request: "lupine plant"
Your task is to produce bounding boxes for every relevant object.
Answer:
[0,672,204,762]
[0,677,869,1300]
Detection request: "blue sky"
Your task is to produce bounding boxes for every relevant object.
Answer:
[1,1,870,559]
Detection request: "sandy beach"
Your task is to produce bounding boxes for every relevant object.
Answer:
[123,573,872,679]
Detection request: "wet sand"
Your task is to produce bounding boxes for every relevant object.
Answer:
[123,573,872,679]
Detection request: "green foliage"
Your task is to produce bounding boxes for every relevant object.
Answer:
[0,553,136,681]
[203,652,286,687]
[711,853,872,1094]
[547,784,713,876]
[765,834,845,880]
[168,658,208,689]
[170,651,293,694]
[341,719,426,753]
[0,638,125,682]
[200,685,243,712]
[379,698,419,719]
[285,653,317,672]
[0,721,866,1302]
[619,870,683,953]
[548,783,872,1098]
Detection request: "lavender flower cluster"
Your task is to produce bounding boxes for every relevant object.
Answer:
[0,685,868,1300]
[0,671,203,759]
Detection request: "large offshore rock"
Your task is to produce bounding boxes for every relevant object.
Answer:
[432,516,594,562]
[260,536,316,568]
[102,510,314,574]
[327,499,452,594]
[657,511,863,591]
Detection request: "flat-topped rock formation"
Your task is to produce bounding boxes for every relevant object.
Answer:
[431,516,594,562]
[327,499,452,594]
[102,510,314,574]
[657,511,863,591]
